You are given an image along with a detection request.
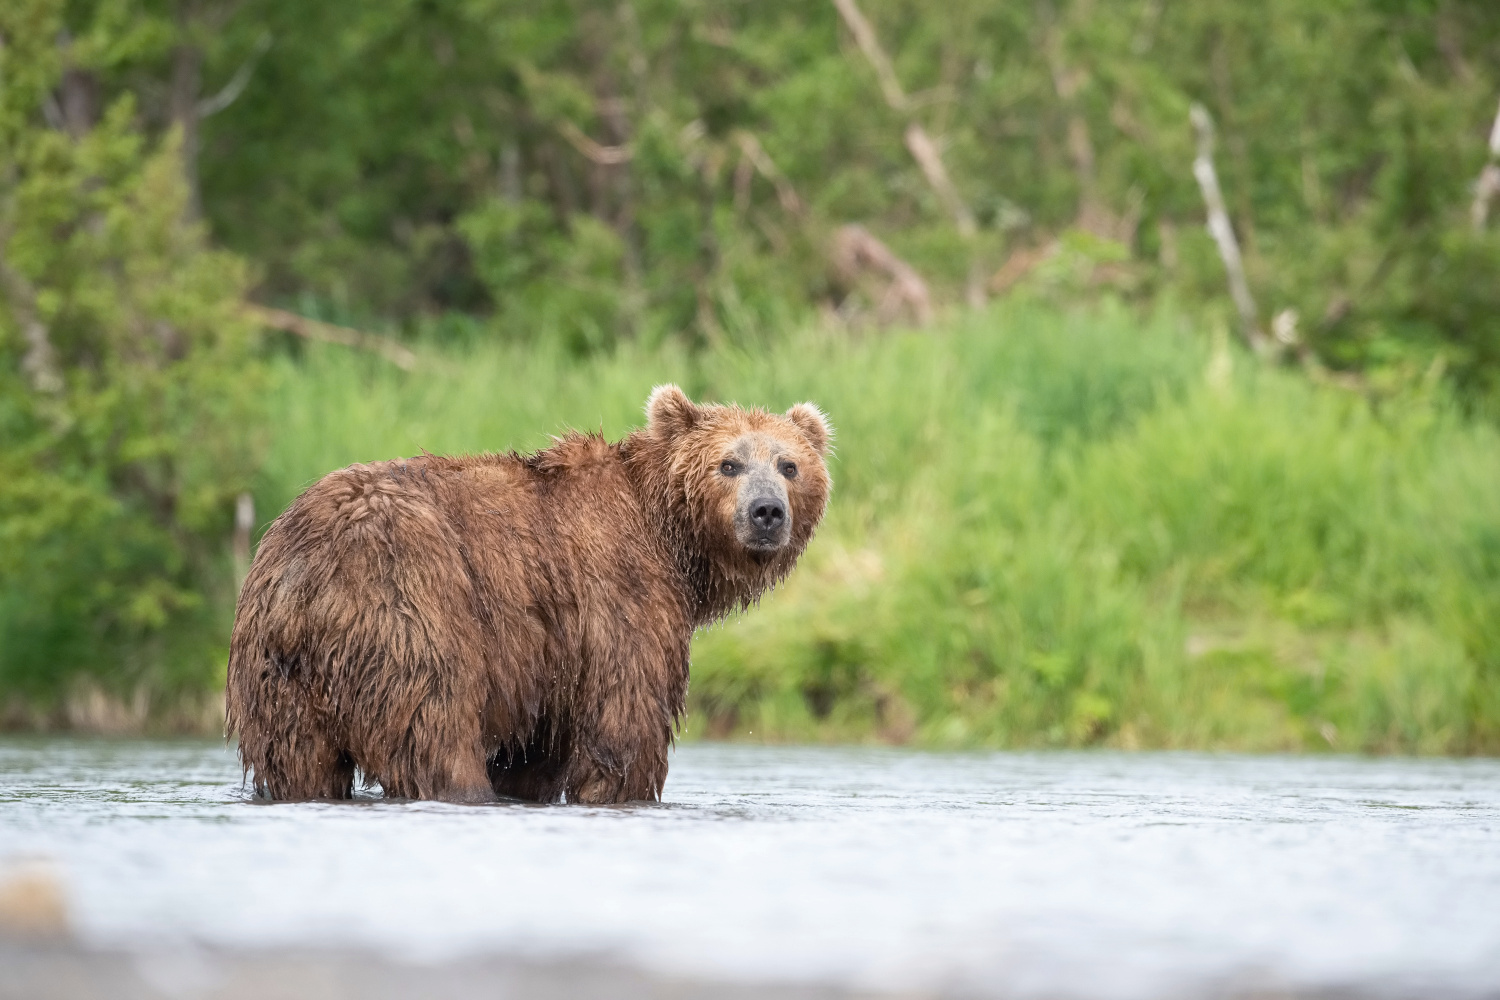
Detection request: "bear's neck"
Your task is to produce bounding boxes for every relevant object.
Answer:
[619,431,786,626]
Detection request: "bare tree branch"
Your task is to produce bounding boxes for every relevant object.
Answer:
[1191,103,1267,354]
[41,91,67,132]
[557,120,632,165]
[903,123,976,238]
[831,0,984,306]
[732,131,803,216]
[831,224,933,327]
[197,32,272,119]
[830,0,908,111]
[242,304,417,370]
[989,242,1057,295]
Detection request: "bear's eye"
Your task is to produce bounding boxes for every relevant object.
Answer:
[780,461,798,479]
[719,460,740,477]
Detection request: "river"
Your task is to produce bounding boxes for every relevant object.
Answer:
[1,739,1498,999]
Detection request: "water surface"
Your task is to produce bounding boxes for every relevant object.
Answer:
[2,740,1498,998]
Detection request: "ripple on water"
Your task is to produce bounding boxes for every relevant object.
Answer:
[1,739,1499,999]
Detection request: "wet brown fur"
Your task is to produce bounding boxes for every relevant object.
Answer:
[225,386,831,803]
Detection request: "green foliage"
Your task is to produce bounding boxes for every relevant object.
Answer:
[27,0,1491,401]
[260,302,1500,754]
[225,3,1500,398]
[0,3,261,723]
[6,0,1500,744]
[459,197,629,353]
[692,313,1500,753]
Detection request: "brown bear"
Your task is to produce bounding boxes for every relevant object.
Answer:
[225,385,831,804]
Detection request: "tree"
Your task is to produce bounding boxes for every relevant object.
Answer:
[0,0,261,725]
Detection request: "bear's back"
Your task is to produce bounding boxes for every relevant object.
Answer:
[236,440,687,672]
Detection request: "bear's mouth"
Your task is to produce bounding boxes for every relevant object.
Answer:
[735,519,791,554]
[742,534,787,555]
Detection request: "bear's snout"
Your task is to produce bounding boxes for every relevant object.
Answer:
[750,497,786,532]
[736,479,792,551]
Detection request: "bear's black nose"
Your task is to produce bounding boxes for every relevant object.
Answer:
[750,499,786,531]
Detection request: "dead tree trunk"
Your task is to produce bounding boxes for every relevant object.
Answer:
[1046,22,1103,238]
[1190,103,1267,354]
[58,67,99,139]
[734,131,804,216]
[40,34,100,138]
[233,492,255,587]
[172,6,272,222]
[169,32,204,220]
[1471,97,1500,230]
[831,224,933,327]
[831,0,984,307]
[0,249,63,394]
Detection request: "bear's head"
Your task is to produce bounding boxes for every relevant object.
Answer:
[626,384,832,621]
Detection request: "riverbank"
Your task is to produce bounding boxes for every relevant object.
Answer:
[257,301,1500,753]
[5,301,1498,750]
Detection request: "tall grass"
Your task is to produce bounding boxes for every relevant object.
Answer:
[261,301,1500,753]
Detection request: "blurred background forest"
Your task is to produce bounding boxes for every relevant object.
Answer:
[3,0,1500,751]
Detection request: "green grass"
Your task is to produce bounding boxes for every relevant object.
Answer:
[260,301,1500,753]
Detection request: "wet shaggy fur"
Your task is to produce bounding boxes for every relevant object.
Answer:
[226,386,832,803]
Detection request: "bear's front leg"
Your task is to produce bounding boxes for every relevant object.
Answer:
[566,732,670,804]
[563,602,688,803]
[564,654,678,803]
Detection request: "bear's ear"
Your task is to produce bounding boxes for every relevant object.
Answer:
[646,384,701,438]
[785,402,833,456]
